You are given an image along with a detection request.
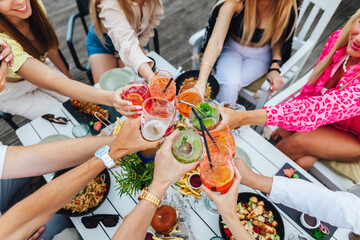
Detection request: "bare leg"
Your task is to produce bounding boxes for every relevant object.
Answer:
[275,125,360,169]
[89,54,118,84]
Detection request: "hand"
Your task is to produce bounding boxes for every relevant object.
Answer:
[201,167,241,221]
[194,80,206,97]
[0,39,14,67]
[27,226,45,240]
[268,71,284,93]
[271,127,293,142]
[140,45,149,55]
[112,88,143,118]
[151,131,199,191]
[218,106,242,130]
[109,117,163,159]
[233,157,256,187]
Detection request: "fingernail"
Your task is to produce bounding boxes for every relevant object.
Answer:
[138,111,142,114]
[127,102,133,106]
[0,56,3,60]
[5,58,9,62]
[136,106,142,110]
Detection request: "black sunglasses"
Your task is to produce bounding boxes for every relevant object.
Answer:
[41,114,69,125]
[81,214,119,228]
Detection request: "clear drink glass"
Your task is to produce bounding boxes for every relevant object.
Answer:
[200,143,234,194]
[189,98,220,131]
[205,122,236,158]
[141,97,175,141]
[121,80,151,118]
[149,70,176,102]
[175,84,202,118]
[171,129,204,163]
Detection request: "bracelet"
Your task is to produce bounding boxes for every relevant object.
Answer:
[271,59,283,67]
[138,187,162,207]
[268,68,281,74]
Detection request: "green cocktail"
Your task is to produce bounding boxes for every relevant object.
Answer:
[190,99,220,131]
[171,130,204,163]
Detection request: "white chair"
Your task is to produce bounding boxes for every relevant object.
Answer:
[188,0,341,109]
[262,70,360,196]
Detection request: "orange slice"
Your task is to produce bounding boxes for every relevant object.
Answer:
[213,165,233,186]
[127,93,143,101]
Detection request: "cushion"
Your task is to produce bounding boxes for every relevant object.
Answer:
[245,74,268,92]
[320,159,360,183]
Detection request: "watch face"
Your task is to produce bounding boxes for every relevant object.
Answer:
[96,145,109,157]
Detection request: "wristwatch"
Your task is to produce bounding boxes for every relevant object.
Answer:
[95,145,116,168]
[138,187,162,207]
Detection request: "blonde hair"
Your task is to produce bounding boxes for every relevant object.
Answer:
[308,8,360,86]
[90,0,162,43]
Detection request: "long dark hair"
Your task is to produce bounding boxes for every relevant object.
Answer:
[0,0,59,60]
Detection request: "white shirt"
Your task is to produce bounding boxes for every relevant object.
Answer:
[98,0,164,73]
[268,176,360,234]
[0,144,8,179]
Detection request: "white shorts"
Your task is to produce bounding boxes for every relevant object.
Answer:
[215,37,272,105]
[0,58,69,120]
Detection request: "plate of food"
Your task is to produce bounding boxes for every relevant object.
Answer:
[219,192,284,240]
[175,70,219,99]
[52,168,111,217]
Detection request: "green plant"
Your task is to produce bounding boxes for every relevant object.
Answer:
[114,153,155,198]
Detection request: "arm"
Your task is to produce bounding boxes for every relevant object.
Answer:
[201,167,253,240]
[2,135,115,179]
[195,1,242,96]
[98,0,154,81]
[235,158,360,234]
[268,41,284,92]
[112,131,198,240]
[46,48,73,79]
[0,38,14,92]
[0,118,162,240]
[16,58,129,115]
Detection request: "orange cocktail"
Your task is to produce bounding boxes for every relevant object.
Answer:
[149,70,176,102]
[175,84,202,118]
[206,123,236,157]
[200,143,234,194]
[121,81,150,118]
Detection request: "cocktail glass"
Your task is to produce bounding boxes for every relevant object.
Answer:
[189,98,220,131]
[121,80,150,118]
[149,70,176,102]
[206,122,236,157]
[141,97,175,141]
[200,143,234,194]
[163,110,177,137]
[171,129,204,163]
[175,84,202,118]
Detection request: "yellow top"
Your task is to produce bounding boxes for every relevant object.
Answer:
[0,0,47,79]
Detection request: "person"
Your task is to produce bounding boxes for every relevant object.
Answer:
[88,0,163,83]
[112,130,198,239]
[194,0,298,106]
[218,8,360,170]
[0,117,163,240]
[0,0,133,119]
[203,158,360,239]
[0,38,14,92]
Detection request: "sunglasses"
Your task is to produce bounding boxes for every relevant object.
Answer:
[81,214,119,228]
[41,114,69,125]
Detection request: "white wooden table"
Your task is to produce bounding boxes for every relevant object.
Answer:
[15,53,350,240]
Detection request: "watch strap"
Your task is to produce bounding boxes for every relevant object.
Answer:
[271,59,283,67]
[268,68,281,74]
[138,187,162,207]
[102,154,116,168]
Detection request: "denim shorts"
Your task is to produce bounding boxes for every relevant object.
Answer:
[86,24,116,56]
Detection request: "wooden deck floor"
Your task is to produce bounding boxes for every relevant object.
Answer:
[0,0,358,145]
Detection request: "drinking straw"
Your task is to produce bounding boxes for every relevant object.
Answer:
[191,108,214,170]
[178,100,207,118]
[191,108,217,146]
[163,78,174,92]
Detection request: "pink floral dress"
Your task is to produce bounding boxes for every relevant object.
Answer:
[264,29,360,140]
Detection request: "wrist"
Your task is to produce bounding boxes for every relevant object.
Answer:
[148,181,168,199]
[221,211,239,225]
[109,145,129,161]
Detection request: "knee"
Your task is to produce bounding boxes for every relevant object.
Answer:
[276,133,308,154]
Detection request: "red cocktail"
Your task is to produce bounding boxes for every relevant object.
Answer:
[150,70,176,102]
[200,143,234,194]
[121,81,150,118]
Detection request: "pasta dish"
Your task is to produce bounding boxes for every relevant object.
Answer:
[63,174,107,213]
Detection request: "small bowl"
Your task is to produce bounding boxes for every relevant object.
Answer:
[72,122,91,138]
[144,231,155,240]
[300,213,320,229]
[188,172,202,190]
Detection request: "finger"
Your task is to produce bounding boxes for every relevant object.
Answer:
[28,226,45,240]
[201,185,218,201]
